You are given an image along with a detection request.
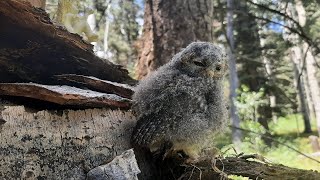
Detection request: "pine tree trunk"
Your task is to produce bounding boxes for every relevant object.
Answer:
[304,43,320,135]
[135,0,214,79]
[303,68,316,120]
[227,0,242,147]
[294,0,315,133]
[290,46,312,133]
[283,1,312,133]
[259,30,277,123]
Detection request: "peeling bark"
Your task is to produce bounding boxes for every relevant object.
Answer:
[55,74,135,99]
[0,83,131,109]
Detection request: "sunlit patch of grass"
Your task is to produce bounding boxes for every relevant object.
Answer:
[216,114,320,180]
[270,114,318,135]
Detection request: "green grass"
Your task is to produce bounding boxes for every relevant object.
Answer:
[215,114,320,179]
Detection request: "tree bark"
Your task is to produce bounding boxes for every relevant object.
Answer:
[227,0,242,147]
[135,0,214,79]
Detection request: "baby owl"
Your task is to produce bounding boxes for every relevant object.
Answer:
[131,42,228,161]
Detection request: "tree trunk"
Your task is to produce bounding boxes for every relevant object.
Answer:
[294,0,316,121]
[284,1,312,133]
[135,0,214,79]
[304,43,320,135]
[104,2,111,59]
[259,29,277,123]
[227,0,242,147]
[290,46,312,133]
[303,67,316,120]
[294,0,316,134]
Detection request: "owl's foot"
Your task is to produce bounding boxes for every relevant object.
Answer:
[182,148,228,179]
[201,147,222,159]
[183,147,222,164]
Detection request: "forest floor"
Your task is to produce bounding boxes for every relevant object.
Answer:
[215,114,320,179]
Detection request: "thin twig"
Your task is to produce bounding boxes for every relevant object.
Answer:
[243,0,320,55]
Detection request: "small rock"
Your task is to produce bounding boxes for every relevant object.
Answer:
[87,149,140,180]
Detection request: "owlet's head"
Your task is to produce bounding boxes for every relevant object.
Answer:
[172,42,228,79]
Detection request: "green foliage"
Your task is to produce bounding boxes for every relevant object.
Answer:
[235,85,267,121]
[304,1,320,52]
[107,0,141,67]
[262,31,297,115]
[218,114,320,180]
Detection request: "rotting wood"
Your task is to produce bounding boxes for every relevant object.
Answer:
[55,74,135,99]
[0,0,135,85]
[0,83,131,109]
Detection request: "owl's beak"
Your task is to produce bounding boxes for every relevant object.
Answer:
[206,65,226,78]
[206,70,216,78]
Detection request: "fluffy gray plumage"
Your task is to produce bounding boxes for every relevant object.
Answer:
[131,42,228,160]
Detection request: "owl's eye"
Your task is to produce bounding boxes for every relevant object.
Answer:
[215,65,222,71]
[193,61,206,67]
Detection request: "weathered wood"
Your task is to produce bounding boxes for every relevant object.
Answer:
[0,83,131,109]
[55,74,135,99]
[0,104,136,179]
[0,0,135,85]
